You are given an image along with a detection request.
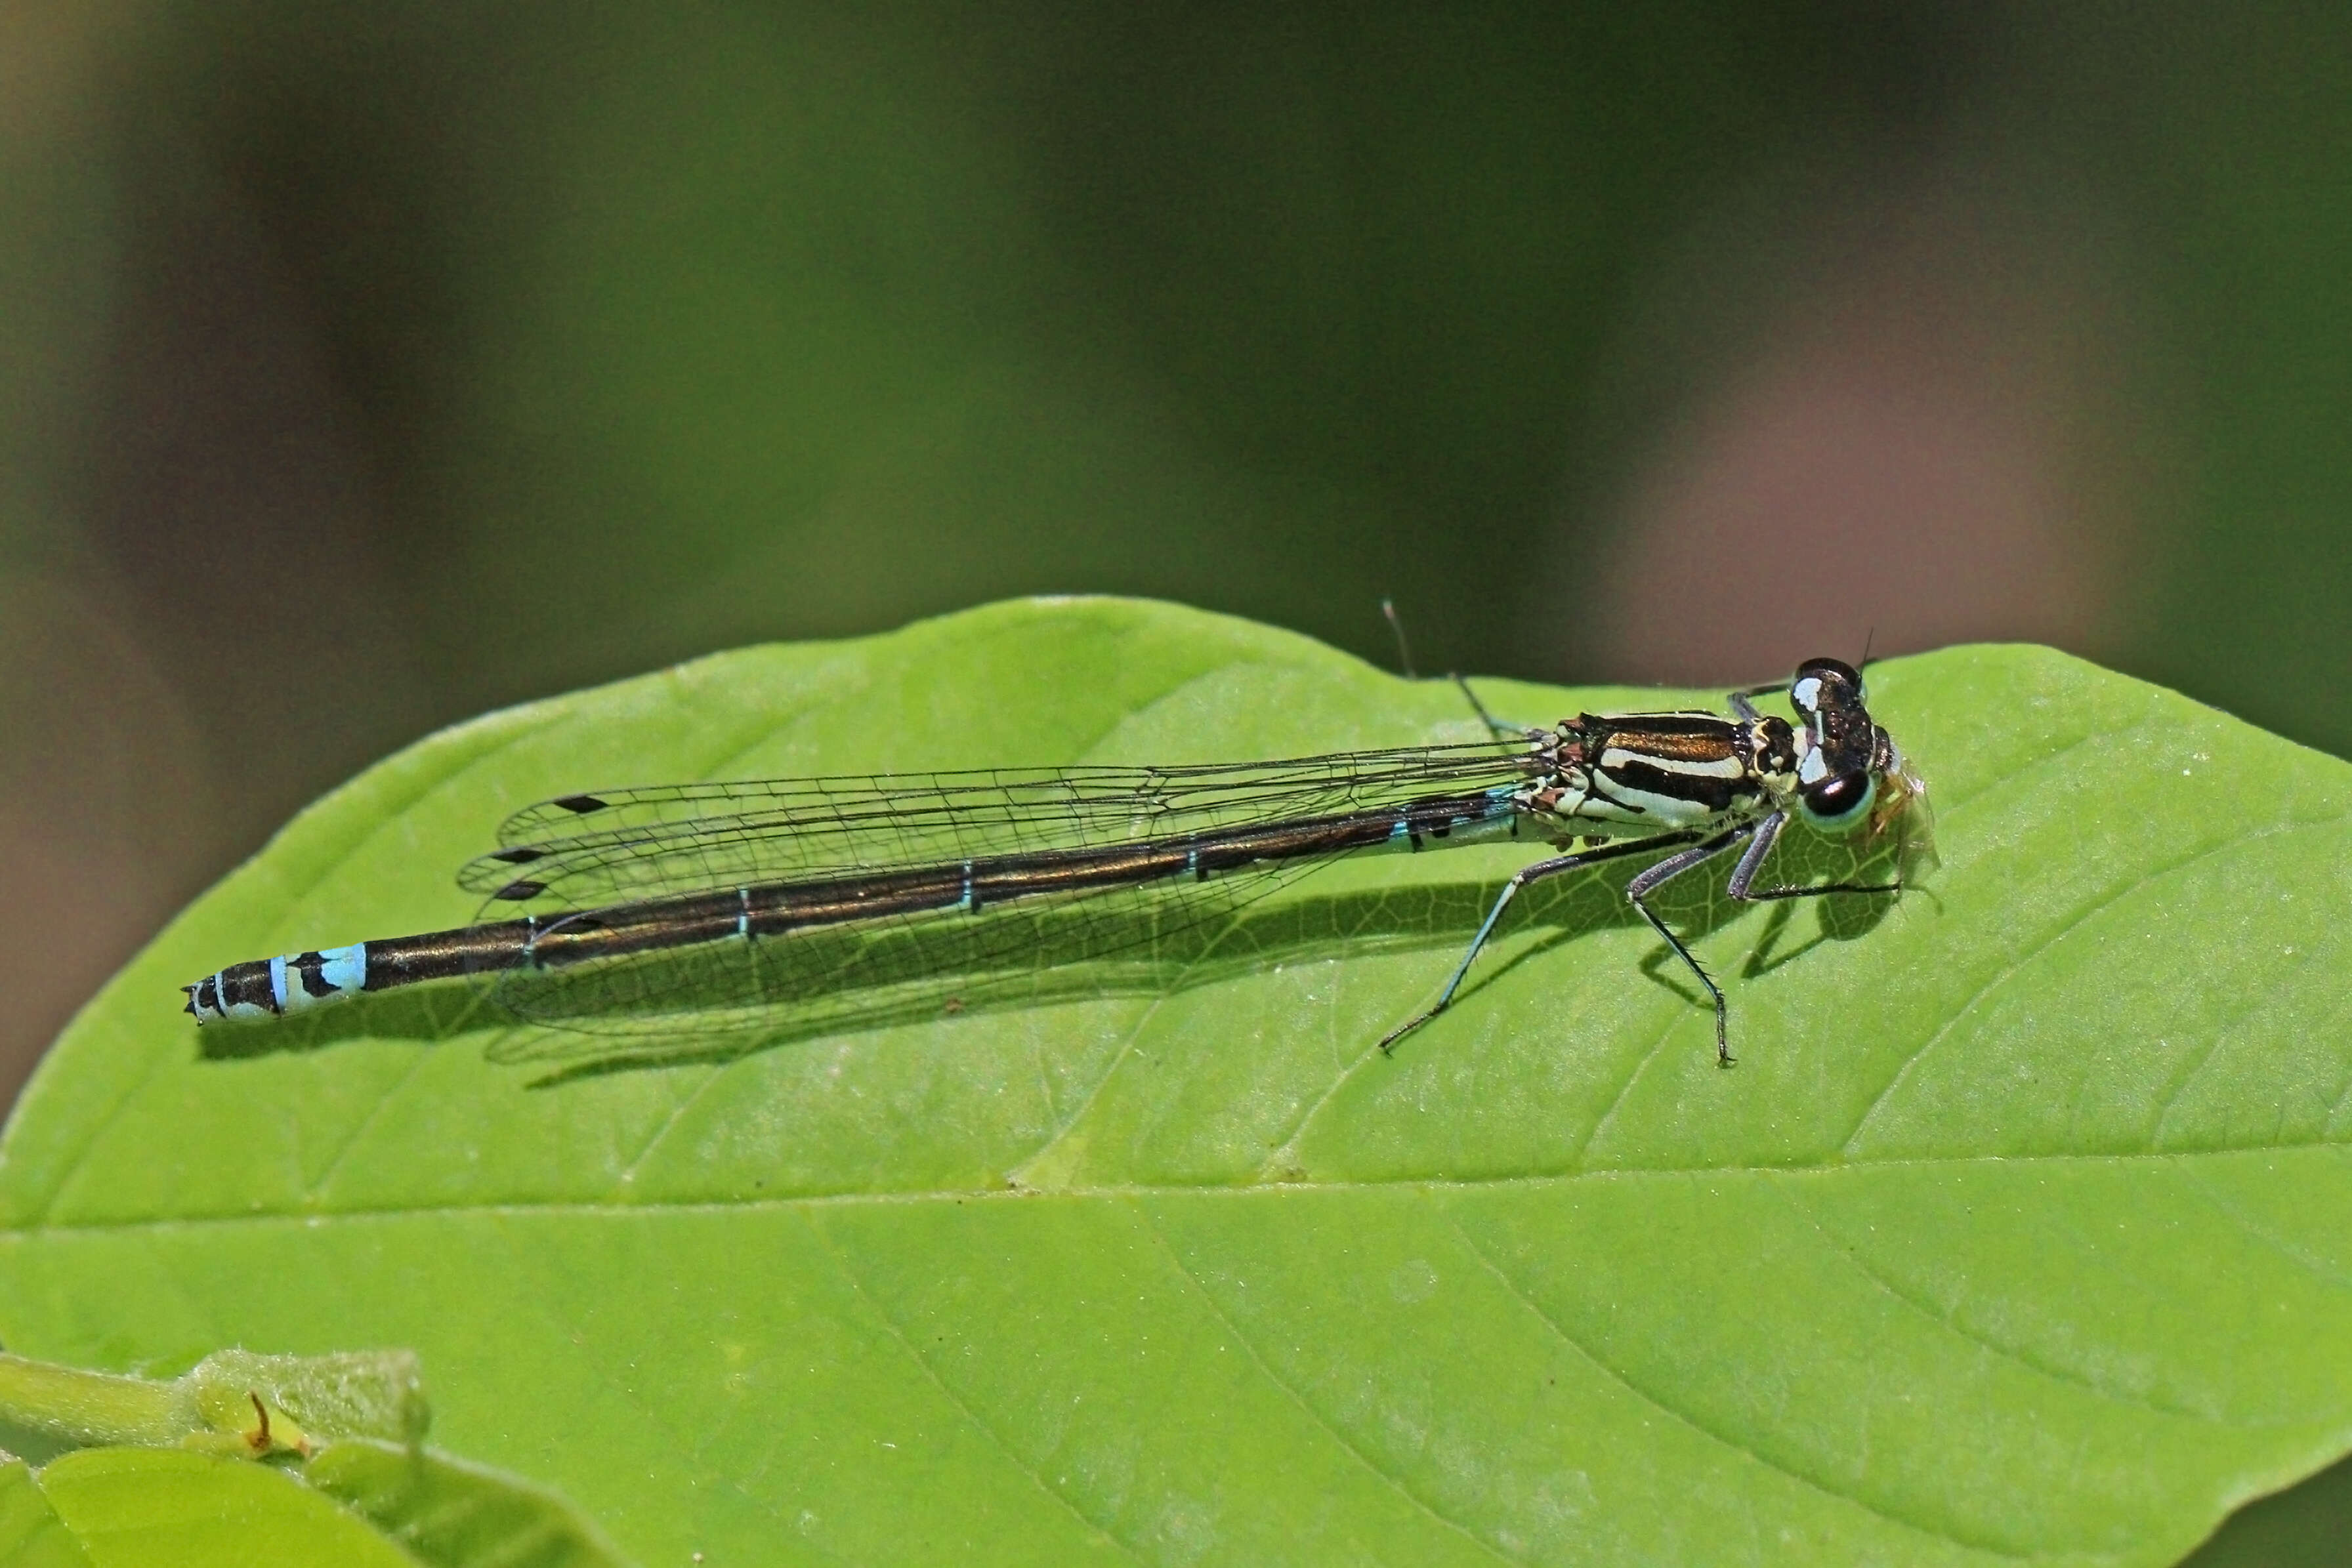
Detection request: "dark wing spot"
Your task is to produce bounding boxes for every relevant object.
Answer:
[495,879,547,901]
[553,794,608,814]
[490,847,545,864]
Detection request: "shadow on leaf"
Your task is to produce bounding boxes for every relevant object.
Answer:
[196,824,1914,1081]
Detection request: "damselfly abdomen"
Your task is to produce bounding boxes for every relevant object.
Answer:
[184,659,1931,1065]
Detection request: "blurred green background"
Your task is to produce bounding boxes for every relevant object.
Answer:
[5,1,2351,1109]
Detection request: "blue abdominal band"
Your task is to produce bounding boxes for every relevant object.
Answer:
[276,944,369,1012]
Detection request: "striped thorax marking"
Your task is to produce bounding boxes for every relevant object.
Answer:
[1512,711,1771,835]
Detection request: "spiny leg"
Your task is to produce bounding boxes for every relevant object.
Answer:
[1725,809,1904,902]
[1630,812,1909,1065]
[1736,878,1907,901]
[1379,831,1700,1055]
[1622,824,1756,1067]
[1699,808,1905,1043]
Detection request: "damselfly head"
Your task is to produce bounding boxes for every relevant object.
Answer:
[1787,656,1882,833]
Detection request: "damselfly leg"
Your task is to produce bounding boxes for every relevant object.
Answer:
[1376,829,1706,1056]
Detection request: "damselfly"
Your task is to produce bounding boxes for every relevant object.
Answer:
[184,659,1931,1065]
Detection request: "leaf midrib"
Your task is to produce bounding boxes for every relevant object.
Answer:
[9,1142,2347,1239]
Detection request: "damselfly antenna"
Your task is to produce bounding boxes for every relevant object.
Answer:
[1381,597,1418,680]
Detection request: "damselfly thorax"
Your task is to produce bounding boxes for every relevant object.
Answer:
[184,657,1931,1066]
[1515,711,1778,834]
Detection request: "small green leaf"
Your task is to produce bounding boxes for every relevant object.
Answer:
[35,1449,416,1567]
[0,1458,92,1568]
[0,1376,623,1568]
[1,598,2347,1565]
[306,1440,634,1568]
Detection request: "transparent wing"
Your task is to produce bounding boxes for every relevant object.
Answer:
[460,741,1536,1059]
[457,743,1529,906]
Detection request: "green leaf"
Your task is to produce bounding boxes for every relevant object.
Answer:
[0,1458,92,1568]
[0,1344,628,1564]
[305,1440,633,1568]
[33,1449,415,1567]
[0,1424,626,1568]
[1,597,2347,1565]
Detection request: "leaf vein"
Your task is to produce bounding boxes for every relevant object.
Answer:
[304,1046,440,1202]
[1137,1206,1526,1567]
[805,1214,1146,1563]
[30,1145,2352,1237]
[1771,1179,2248,1426]
[1839,815,2344,1155]
[2176,1159,2352,1296]
[1440,1213,2034,1561]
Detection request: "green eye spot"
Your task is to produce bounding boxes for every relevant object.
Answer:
[1799,770,1876,829]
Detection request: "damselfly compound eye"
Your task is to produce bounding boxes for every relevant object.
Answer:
[1799,770,1876,830]
[1788,657,1863,718]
